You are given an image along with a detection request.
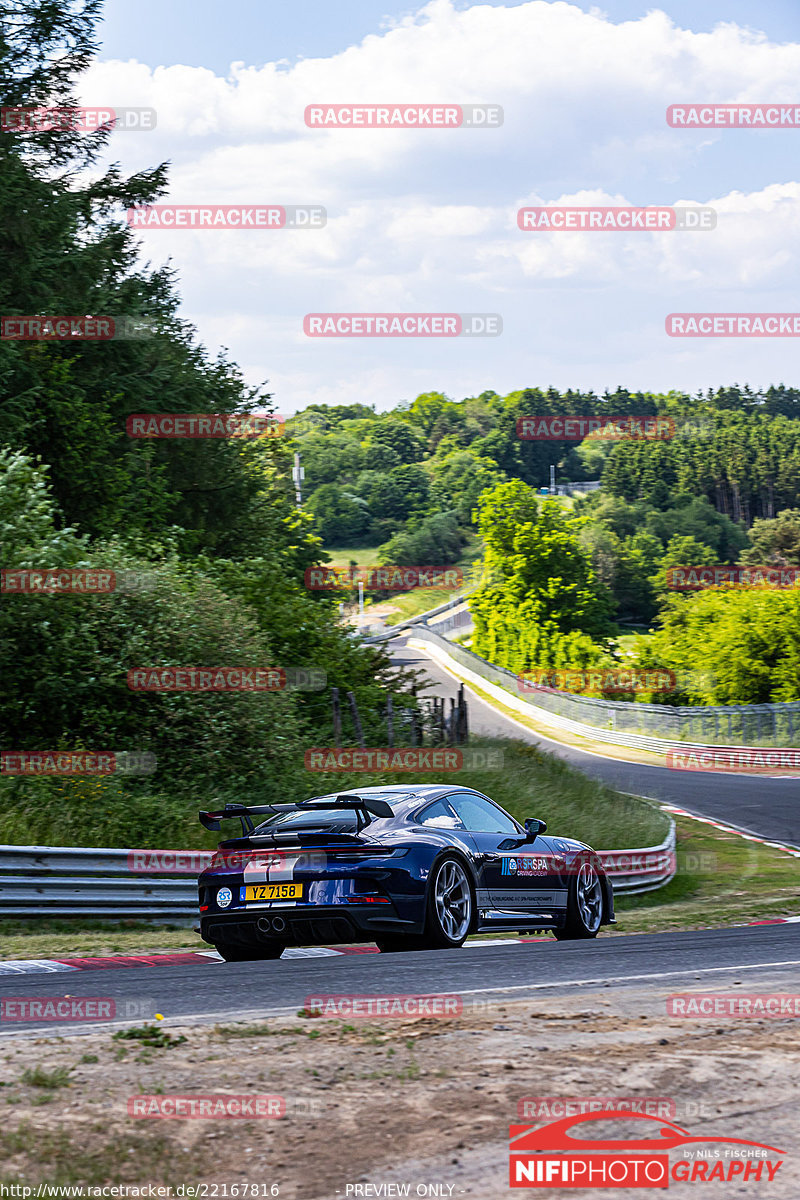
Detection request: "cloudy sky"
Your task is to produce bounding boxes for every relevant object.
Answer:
[83,0,800,412]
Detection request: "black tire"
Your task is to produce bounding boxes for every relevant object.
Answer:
[554,858,605,941]
[217,942,285,961]
[419,855,474,949]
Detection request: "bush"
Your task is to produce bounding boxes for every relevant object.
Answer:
[378,511,464,566]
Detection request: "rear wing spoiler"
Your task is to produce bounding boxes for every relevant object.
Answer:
[199,794,393,836]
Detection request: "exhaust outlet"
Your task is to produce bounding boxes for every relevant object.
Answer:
[256,917,272,934]
[271,915,286,934]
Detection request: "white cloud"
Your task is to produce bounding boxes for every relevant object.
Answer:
[79,1,800,407]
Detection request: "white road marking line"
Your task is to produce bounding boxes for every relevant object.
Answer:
[447,957,800,999]
[0,960,78,975]
[282,947,343,958]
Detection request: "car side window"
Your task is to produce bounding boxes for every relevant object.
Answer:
[447,792,519,835]
[416,798,465,830]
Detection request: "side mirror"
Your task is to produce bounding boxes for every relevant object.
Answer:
[524,817,547,842]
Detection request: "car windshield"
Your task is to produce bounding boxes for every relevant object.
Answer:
[252,807,360,834]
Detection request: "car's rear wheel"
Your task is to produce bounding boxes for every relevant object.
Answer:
[554,860,605,940]
[216,943,285,961]
[420,855,473,949]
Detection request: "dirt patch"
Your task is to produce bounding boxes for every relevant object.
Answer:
[1,980,799,1197]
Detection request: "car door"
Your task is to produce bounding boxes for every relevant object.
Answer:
[445,792,567,917]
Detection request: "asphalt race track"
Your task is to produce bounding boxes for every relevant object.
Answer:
[391,637,800,846]
[2,637,796,1042]
[1,925,799,1034]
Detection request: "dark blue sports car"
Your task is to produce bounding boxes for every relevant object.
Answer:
[197,785,614,961]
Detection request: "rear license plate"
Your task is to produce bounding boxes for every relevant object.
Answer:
[240,883,303,903]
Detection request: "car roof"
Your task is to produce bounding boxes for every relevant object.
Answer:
[309,783,478,816]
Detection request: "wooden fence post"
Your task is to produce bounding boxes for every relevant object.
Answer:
[347,691,366,749]
[331,687,342,749]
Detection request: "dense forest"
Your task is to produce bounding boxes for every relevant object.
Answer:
[289,389,800,706]
[0,0,416,845]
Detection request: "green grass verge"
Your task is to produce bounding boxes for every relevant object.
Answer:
[382,540,483,626]
[325,545,383,569]
[382,585,465,625]
[613,814,800,933]
[1,1123,187,1187]
[0,919,202,959]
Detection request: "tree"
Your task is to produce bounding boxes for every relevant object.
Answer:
[0,0,280,555]
[306,483,370,544]
[430,451,506,524]
[288,432,365,492]
[362,442,401,471]
[469,482,615,672]
[363,466,430,524]
[0,448,84,564]
[742,509,800,566]
[378,511,464,566]
[636,588,800,704]
[643,496,748,562]
[405,391,451,436]
[365,420,425,464]
[389,464,430,512]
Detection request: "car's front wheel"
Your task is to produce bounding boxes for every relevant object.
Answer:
[216,943,285,962]
[554,859,605,940]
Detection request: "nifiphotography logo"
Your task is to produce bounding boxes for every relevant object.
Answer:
[508,1111,784,1188]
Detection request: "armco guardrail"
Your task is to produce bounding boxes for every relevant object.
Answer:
[0,822,675,918]
[400,624,800,749]
[0,846,205,920]
[597,819,676,894]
